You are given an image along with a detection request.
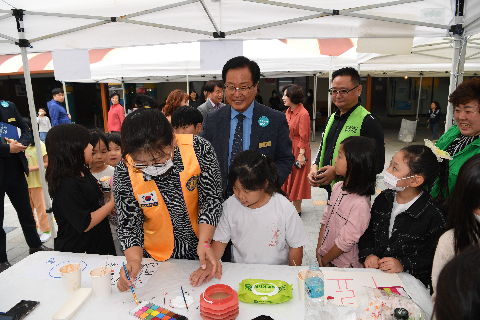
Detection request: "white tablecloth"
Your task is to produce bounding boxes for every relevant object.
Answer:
[0,252,433,319]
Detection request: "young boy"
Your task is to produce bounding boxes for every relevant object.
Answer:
[47,88,71,126]
[171,106,203,135]
[106,133,122,168]
[36,108,51,142]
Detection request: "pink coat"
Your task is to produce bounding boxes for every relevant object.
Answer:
[107,104,125,132]
[318,182,371,268]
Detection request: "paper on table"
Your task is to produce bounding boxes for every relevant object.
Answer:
[20,255,160,288]
[322,270,408,307]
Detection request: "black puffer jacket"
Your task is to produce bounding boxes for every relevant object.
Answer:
[358,189,445,287]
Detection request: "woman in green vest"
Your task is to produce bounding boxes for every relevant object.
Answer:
[431,77,480,206]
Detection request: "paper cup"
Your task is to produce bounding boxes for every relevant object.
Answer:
[297,270,307,302]
[90,266,112,298]
[99,176,111,193]
[59,263,81,294]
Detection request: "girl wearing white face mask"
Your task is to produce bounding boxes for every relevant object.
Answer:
[114,108,224,293]
[358,144,446,287]
[431,154,480,301]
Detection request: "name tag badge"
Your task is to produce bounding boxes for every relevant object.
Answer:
[8,118,15,123]
[259,141,271,148]
[139,192,159,208]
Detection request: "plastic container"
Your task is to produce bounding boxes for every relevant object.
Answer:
[200,284,239,320]
[304,262,324,320]
[320,296,339,319]
[394,308,409,319]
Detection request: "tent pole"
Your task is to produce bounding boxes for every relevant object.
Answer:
[101,83,109,132]
[416,73,423,121]
[62,81,70,114]
[16,11,56,238]
[446,33,467,131]
[311,73,317,141]
[122,81,127,115]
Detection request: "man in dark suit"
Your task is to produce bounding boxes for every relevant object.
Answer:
[0,100,52,273]
[202,56,294,200]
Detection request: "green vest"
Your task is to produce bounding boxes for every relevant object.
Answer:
[319,105,370,187]
[430,125,480,199]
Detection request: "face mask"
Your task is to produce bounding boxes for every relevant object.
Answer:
[307,93,311,97]
[475,214,480,224]
[141,159,173,177]
[273,94,277,97]
[383,171,416,192]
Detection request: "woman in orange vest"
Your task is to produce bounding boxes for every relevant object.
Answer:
[115,108,223,292]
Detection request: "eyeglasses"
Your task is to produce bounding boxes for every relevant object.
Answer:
[328,85,359,96]
[224,85,255,94]
[131,151,172,169]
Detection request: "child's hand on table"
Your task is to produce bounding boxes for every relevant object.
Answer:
[189,259,222,287]
[379,257,403,273]
[364,255,380,268]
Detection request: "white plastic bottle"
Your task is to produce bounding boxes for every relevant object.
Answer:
[304,262,324,320]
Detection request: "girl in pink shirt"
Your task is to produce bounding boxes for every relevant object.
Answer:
[316,136,377,268]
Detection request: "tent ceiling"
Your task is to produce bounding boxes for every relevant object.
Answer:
[0,0,472,55]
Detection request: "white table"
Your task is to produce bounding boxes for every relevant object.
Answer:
[0,251,433,319]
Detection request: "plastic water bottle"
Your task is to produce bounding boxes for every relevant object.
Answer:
[320,296,339,319]
[304,262,324,320]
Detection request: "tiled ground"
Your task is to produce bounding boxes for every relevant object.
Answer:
[3,116,437,266]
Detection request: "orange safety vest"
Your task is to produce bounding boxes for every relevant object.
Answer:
[126,134,201,261]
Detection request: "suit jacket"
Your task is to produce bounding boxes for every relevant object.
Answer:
[202,101,294,197]
[0,100,33,183]
[198,99,226,120]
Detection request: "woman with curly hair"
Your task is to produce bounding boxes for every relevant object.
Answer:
[163,89,189,122]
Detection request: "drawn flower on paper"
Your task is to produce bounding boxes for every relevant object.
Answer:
[269,224,280,247]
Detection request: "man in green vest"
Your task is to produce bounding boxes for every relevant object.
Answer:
[307,67,385,198]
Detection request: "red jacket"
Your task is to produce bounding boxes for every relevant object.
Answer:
[107,104,125,132]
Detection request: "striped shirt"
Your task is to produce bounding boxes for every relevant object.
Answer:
[114,135,223,260]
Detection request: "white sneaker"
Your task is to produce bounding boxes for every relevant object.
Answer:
[40,232,51,243]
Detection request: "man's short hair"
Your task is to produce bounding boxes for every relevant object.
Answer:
[171,106,203,128]
[52,88,64,96]
[222,56,260,85]
[331,67,360,86]
[205,80,224,94]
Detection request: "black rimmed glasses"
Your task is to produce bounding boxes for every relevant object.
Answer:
[328,85,359,96]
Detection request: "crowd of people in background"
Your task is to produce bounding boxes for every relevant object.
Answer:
[2,55,480,319]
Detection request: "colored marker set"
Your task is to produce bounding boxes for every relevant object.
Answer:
[129,301,188,320]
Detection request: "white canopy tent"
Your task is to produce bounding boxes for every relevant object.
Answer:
[85,39,357,83]
[358,34,480,77]
[0,1,470,55]
[0,0,477,237]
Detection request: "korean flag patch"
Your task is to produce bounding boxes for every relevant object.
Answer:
[139,192,159,208]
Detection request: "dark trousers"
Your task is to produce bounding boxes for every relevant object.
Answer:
[322,184,332,200]
[431,123,440,140]
[0,158,41,262]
